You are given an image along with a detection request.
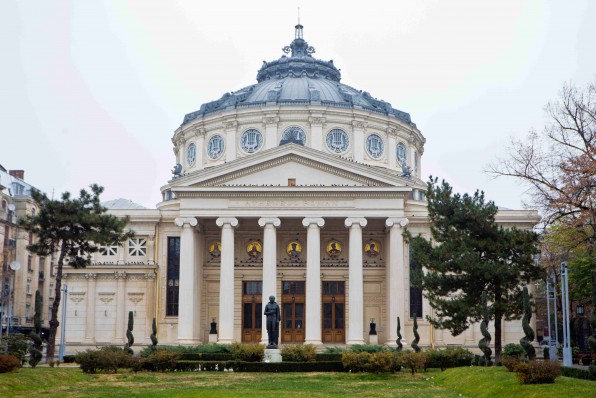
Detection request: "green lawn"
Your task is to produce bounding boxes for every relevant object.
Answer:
[0,366,593,397]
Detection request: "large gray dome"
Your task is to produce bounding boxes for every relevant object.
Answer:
[182,25,413,127]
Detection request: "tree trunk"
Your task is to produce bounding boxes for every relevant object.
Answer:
[46,242,66,362]
[494,313,502,363]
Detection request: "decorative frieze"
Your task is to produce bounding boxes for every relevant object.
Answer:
[69,292,85,304]
[128,292,144,305]
[98,292,115,304]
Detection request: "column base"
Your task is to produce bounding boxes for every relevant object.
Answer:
[368,335,378,345]
[347,339,366,346]
[264,349,282,363]
[304,339,323,346]
[177,339,202,345]
[218,338,234,344]
[208,334,218,343]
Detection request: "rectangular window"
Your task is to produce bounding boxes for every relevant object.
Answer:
[242,281,263,295]
[100,242,118,256]
[39,256,46,269]
[28,255,33,272]
[26,279,31,294]
[166,237,180,316]
[409,246,423,318]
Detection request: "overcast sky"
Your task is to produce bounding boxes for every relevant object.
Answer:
[1,0,595,210]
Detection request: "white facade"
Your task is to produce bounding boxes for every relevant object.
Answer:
[59,26,539,351]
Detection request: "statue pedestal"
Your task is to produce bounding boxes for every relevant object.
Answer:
[208,334,218,343]
[264,349,282,363]
[369,334,378,345]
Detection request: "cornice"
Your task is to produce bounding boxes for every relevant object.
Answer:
[175,190,407,199]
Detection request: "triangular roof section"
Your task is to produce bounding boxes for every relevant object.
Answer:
[169,144,416,190]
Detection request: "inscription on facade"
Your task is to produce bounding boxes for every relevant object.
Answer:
[231,200,354,208]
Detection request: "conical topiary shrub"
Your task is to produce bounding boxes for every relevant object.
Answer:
[411,313,420,352]
[396,316,403,351]
[478,291,492,366]
[124,311,134,354]
[520,286,535,360]
[150,317,158,346]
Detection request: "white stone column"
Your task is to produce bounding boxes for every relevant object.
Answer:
[258,217,281,344]
[385,217,409,345]
[345,217,367,345]
[302,217,325,345]
[175,217,201,343]
[84,273,97,344]
[216,217,238,344]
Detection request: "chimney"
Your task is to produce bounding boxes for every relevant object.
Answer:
[9,170,25,180]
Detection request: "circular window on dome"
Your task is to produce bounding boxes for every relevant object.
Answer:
[280,126,306,146]
[240,129,263,153]
[326,129,350,153]
[366,134,384,159]
[187,143,196,166]
[396,142,407,165]
[207,135,225,159]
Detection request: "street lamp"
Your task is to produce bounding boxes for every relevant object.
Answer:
[561,262,572,366]
[576,304,585,351]
[58,283,68,361]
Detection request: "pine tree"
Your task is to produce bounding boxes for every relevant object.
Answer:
[20,184,133,362]
[406,177,542,360]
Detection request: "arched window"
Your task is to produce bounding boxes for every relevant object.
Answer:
[280,127,306,146]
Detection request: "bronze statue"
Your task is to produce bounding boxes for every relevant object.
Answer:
[264,295,280,348]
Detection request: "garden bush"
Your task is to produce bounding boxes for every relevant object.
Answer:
[75,348,133,374]
[231,343,264,362]
[1,334,30,365]
[143,350,180,372]
[397,351,427,375]
[0,354,21,373]
[174,360,345,372]
[139,343,231,357]
[502,343,525,359]
[426,347,474,370]
[342,351,373,372]
[280,344,316,362]
[63,355,76,363]
[500,355,522,372]
[514,360,562,384]
[178,352,233,361]
[323,346,346,354]
[341,351,400,373]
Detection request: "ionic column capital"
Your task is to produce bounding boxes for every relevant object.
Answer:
[175,217,198,228]
[302,217,325,228]
[344,217,367,228]
[216,217,239,228]
[385,217,409,228]
[258,217,281,228]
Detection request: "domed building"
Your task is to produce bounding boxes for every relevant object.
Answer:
[60,26,538,350]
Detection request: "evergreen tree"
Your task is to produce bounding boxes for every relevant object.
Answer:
[396,316,403,351]
[28,290,43,367]
[411,314,420,352]
[20,184,133,362]
[407,177,542,360]
[478,291,492,365]
[520,286,536,360]
[124,311,134,354]
[150,317,158,347]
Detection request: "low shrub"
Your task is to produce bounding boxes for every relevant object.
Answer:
[280,344,316,362]
[63,355,76,363]
[501,355,522,372]
[397,351,427,375]
[502,343,525,359]
[1,334,29,365]
[143,350,180,372]
[0,354,21,373]
[139,344,232,357]
[75,348,133,374]
[543,347,549,360]
[426,347,474,370]
[514,360,562,384]
[178,353,233,361]
[231,343,264,362]
[342,351,373,372]
[562,366,596,381]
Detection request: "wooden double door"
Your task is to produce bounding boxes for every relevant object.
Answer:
[322,281,345,343]
[242,281,262,343]
[282,281,305,343]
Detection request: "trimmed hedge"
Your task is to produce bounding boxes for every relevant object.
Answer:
[179,353,233,361]
[315,353,342,362]
[175,360,345,372]
[63,355,77,363]
[562,366,596,381]
[280,344,316,362]
[139,344,232,357]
